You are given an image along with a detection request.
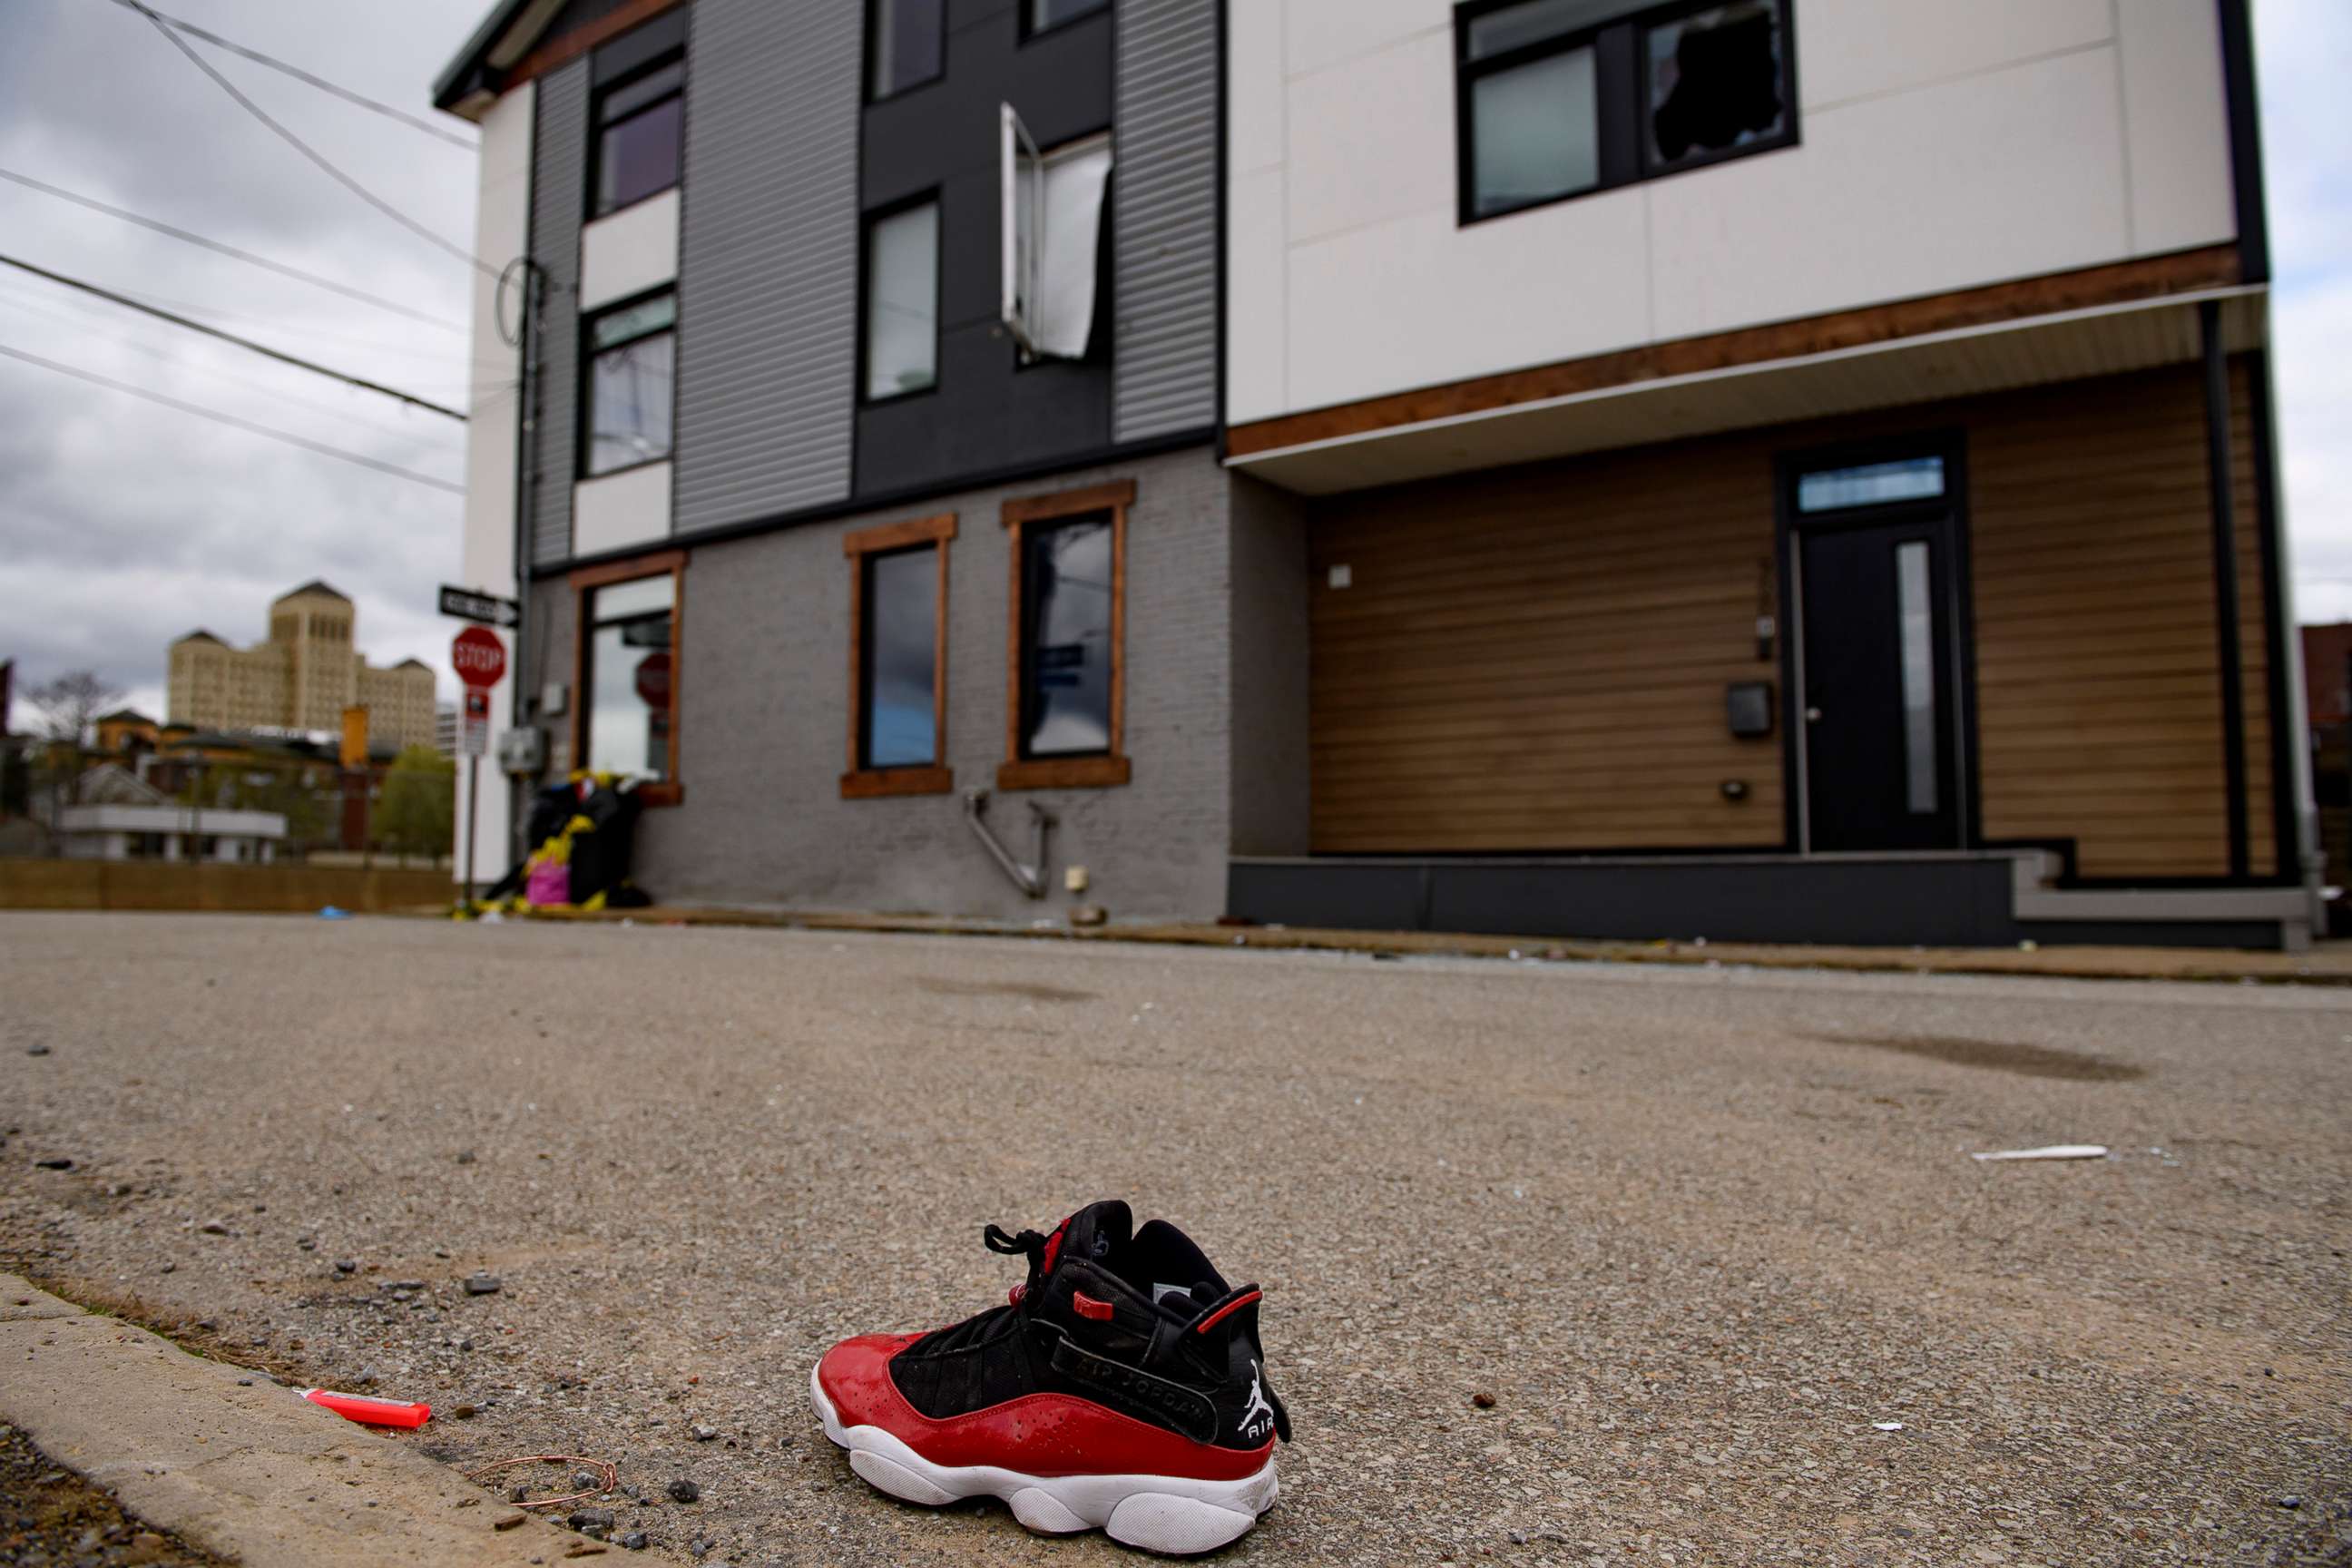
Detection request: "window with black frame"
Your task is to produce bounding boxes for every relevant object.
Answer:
[593,58,682,217]
[862,201,938,401]
[1025,0,1108,38]
[868,0,945,99]
[583,291,675,476]
[1456,0,1794,222]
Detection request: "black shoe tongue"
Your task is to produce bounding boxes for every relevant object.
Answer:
[1048,1200,1131,1275]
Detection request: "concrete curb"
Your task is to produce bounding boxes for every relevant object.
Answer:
[403,903,2352,987]
[0,1274,583,1567]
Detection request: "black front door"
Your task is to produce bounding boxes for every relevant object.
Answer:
[1798,516,1962,851]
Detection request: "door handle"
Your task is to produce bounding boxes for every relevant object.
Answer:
[1805,706,1823,722]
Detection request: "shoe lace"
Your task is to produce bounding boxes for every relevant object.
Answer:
[924,1224,1050,1355]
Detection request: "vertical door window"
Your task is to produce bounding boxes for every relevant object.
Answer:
[1895,540,1937,815]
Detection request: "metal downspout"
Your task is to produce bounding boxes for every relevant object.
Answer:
[963,789,1054,898]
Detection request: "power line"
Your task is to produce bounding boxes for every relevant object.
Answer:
[0,339,464,495]
[0,251,465,421]
[103,0,479,151]
[0,166,464,332]
[0,284,464,447]
[117,0,495,278]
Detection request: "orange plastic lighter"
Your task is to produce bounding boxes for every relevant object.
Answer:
[302,1387,431,1428]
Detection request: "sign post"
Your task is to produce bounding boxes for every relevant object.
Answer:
[451,626,508,905]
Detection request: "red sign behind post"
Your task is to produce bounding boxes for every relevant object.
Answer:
[633,650,671,709]
[452,626,506,689]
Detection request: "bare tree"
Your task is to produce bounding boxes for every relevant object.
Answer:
[24,670,123,818]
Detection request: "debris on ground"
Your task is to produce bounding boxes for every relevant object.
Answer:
[1470,1391,1496,1409]
[666,1478,700,1504]
[464,1273,503,1295]
[464,1455,619,1510]
[317,906,351,920]
[301,1388,431,1428]
[1970,1144,2110,1161]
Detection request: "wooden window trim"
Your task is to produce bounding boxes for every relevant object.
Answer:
[999,479,1133,791]
[841,513,956,799]
[569,548,688,808]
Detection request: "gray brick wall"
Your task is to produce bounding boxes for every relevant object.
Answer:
[532,446,1240,919]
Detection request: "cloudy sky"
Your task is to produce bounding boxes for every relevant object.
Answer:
[0,0,2347,729]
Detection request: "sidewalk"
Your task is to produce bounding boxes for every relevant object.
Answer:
[0,1276,579,1568]
[429,902,2352,986]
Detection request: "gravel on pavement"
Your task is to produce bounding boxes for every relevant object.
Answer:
[0,911,2347,1566]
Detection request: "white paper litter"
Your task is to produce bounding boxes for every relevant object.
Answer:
[1873,1421,1905,1432]
[1970,1144,2109,1162]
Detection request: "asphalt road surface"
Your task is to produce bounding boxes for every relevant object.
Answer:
[1,912,2347,1565]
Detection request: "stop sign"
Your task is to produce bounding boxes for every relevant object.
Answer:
[452,625,506,689]
[634,650,671,709]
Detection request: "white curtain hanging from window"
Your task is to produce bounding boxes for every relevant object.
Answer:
[1001,106,1112,360]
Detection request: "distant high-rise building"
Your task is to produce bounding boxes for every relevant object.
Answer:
[168,582,436,750]
[436,702,458,757]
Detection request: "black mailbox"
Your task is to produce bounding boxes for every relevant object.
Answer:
[1727,681,1774,739]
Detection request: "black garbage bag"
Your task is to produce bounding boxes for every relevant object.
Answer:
[565,779,643,906]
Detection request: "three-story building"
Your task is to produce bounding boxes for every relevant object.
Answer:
[437,0,2318,947]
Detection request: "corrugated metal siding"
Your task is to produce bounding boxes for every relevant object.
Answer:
[1113,0,1219,444]
[671,0,859,533]
[528,58,588,567]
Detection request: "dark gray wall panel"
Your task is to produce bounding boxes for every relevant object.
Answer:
[1113,0,1218,443]
[528,57,588,566]
[854,3,1115,495]
[672,0,860,532]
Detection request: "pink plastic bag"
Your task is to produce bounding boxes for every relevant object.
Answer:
[525,858,571,907]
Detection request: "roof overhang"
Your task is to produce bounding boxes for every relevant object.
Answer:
[432,0,571,120]
[1229,287,2268,496]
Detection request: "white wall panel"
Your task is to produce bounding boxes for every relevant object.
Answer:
[578,187,681,310]
[2119,0,2236,255]
[573,462,674,558]
[1224,0,2233,424]
[1288,191,1650,411]
[1284,0,1446,81]
[1650,49,2131,342]
[456,79,531,889]
[1228,169,1289,423]
[1796,0,2111,109]
[1285,30,1455,243]
[1230,0,1286,177]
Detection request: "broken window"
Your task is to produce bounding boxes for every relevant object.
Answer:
[1000,105,1112,362]
[1644,1,1787,170]
[1454,0,1795,221]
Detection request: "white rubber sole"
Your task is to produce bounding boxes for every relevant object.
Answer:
[808,1363,1278,1555]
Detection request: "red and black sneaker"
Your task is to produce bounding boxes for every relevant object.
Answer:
[809,1200,1290,1554]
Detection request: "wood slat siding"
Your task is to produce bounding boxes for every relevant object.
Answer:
[1972,362,2271,878]
[1308,361,2277,876]
[1309,441,1786,853]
